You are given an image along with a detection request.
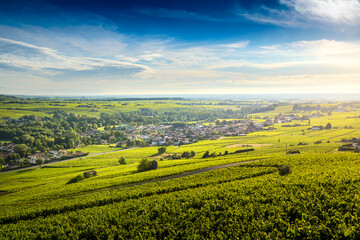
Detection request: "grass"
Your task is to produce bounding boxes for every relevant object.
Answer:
[2,101,360,238]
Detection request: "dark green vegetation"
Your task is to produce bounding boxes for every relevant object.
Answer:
[2,153,360,239]
[137,159,158,172]
[2,96,360,238]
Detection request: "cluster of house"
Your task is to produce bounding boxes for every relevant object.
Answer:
[0,143,85,169]
[26,150,86,164]
[260,114,302,126]
[114,120,263,146]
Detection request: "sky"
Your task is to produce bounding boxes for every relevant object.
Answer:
[0,0,360,96]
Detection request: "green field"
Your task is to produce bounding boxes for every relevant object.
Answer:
[2,100,360,238]
[0,99,257,119]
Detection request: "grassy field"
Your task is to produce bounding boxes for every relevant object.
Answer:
[0,99,258,119]
[70,144,123,154]
[2,102,360,238]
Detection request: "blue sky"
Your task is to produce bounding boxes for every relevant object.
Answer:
[0,0,360,95]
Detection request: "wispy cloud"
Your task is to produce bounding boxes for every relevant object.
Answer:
[1,25,360,94]
[240,0,360,27]
[211,39,360,72]
[281,0,360,25]
[0,37,151,77]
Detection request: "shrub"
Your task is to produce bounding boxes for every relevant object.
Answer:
[35,158,44,166]
[157,147,166,155]
[278,165,291,176]
[181,151,191,159]
[137,159,158,172]
[202,151,210,158]
[67,174,85,184]
[286,150,300,155]
[119,156,126,165]
[235,148,254,154]
[83,170,97,178]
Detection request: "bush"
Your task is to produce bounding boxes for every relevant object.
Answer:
[278,165,291,176]
[181,151,191,159]
[235,148,254,154]
[83,170,97,178]
[286,150,300,155]
[202,151,210,158]
[67,174,85,184]
[119,156,126,165]
[157,147,166,155]
[137,159,158,172]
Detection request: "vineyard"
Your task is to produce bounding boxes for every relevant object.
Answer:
[2,104,360,238]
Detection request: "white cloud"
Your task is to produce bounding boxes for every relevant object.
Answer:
[241,0,360,27]
[219,41,250,49]
[281,0,360,25]
[211,39,360,73]
[0,37,151,76]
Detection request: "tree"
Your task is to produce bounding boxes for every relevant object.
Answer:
[35,158,44,167]
[22,135,34,146]
[202,151,210,158]
[190,151,196,158]
[119,156,126,165]
[181,151,191,159]
[325,123,332,130]
[158,147,166,155]
[278,165,291,176]
[14,144,28,157]
[137,159,158,172]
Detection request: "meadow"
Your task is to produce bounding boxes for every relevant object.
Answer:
[0,99,255,119]
[2,101,360,238]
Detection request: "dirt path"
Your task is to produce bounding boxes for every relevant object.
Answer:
[0,147,138,175]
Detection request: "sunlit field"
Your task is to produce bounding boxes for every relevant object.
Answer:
[2,102,360,238]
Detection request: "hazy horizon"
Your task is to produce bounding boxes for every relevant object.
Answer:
[5,93,360,102]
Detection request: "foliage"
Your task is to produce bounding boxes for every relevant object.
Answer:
[83,170,97,178]
[286,150,300,154]
[67,174,85,184]
[157,147,166,155]
[137,159,158,172]
[119,156,126,165]
[202,150,210,158]
[278,164,291,175]
[325,123,332,130]
[13,144,28,157]
[181,151,191,159]
[35,158,44,166]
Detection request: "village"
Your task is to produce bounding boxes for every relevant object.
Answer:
[0,113,311,170]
